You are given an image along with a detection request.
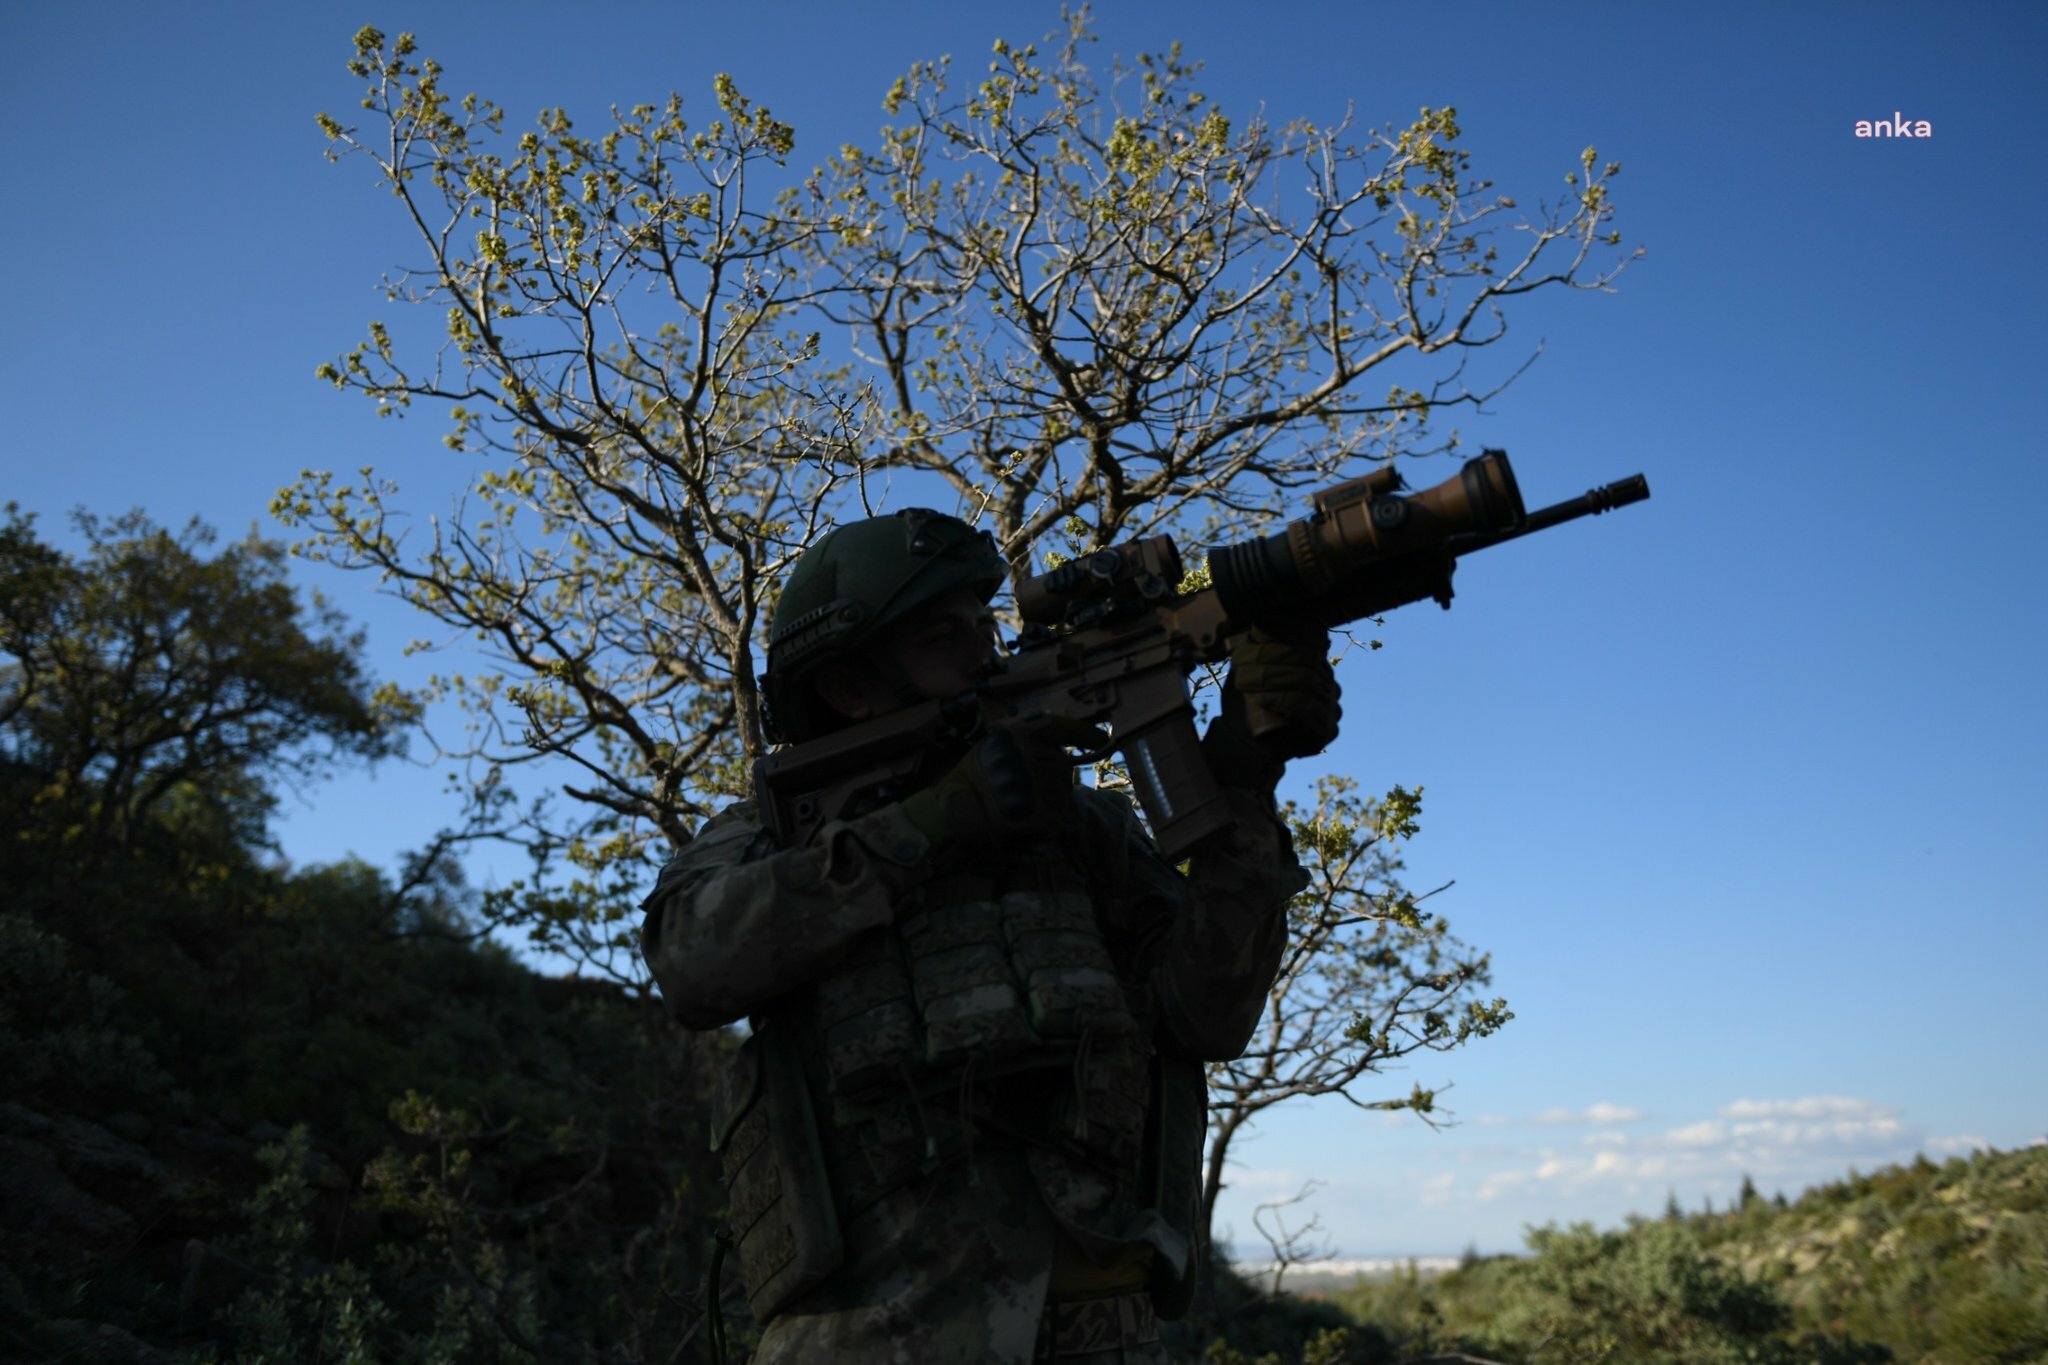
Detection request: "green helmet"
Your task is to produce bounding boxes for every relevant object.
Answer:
[761,508,1008,743]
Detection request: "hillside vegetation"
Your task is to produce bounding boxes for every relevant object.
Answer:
[1325,1145,2048,1364]
[1,820,730,1363]
[0,508,731,1362]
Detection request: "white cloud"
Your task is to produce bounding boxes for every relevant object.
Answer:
[1586,1102,1647,1125]
[1276,1093,1953,1245]
[1587,1151,1625,1178]
[1476,1170,1533,1200]
[1720,1096,1895,1122]
[1407,1092,1935,1220]
[1666,1098,1907,1155]
[1530,1103,1647,1126]
[1724,1116,1902,1148]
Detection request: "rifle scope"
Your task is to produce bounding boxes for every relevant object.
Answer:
[1207,449,1648,627]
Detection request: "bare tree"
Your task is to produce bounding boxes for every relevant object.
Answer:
[288,31,867,973]
[1249,1179,1336,1298]
[1201,776,1512,1299]
[285,12,1627,1249]
[791,17,1631,560]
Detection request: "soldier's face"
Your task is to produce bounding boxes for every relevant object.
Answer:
[815,587,998,721]
[879,587,1001,700]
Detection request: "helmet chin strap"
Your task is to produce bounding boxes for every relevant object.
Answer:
[853,646,928,719]
[865,652,991,786]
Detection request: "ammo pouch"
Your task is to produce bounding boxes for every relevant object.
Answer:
[710,1026,845,1320]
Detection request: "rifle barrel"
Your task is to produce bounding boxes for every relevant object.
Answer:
[1449,473,1649,555]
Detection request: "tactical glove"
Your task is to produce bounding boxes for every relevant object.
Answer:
[901,712,1103,858]
[1200,622,1343,799]
[1221,622,1342,760]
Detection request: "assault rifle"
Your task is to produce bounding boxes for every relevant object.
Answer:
[755,449,1648,861]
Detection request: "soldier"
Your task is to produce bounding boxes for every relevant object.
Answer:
[640,508,1339,1364]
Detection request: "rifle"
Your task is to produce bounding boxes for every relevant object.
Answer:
[754,449,1648,861]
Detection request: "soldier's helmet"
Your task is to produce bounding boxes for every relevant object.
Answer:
[761,509,1008,744]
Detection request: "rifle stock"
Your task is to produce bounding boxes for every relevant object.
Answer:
[754,450,1647,859]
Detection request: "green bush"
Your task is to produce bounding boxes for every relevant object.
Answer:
[1329,1148,2048,1365]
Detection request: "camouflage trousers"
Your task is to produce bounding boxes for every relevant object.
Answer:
[1033,1289,1173,1364]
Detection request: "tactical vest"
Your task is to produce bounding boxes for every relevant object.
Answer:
[712,844,1205,1322]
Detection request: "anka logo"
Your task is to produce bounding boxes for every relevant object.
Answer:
[1855,111,1933,138]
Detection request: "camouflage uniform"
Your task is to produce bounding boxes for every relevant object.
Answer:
[641,770,1305,1363]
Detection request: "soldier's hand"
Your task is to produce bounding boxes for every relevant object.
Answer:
[901,712,1102,855]
[1220,622,1342,760]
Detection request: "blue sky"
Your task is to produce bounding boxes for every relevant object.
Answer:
[4,2,2043,1257]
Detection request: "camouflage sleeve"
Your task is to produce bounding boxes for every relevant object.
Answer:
[1086,784,1307,1062]
[639,800,934,1030]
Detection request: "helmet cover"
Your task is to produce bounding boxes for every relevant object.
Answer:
[761,509,1006,743]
